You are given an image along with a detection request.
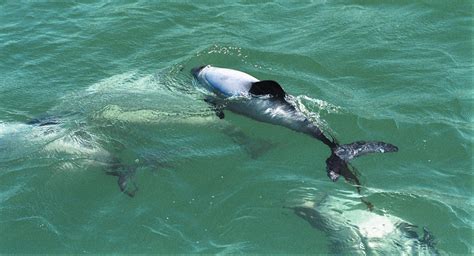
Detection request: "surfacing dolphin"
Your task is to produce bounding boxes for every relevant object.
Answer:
[192,65,398,184]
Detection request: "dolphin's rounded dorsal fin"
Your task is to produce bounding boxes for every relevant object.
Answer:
[249,80,287,100]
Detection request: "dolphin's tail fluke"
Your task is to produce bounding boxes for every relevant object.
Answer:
[326,141,398,183]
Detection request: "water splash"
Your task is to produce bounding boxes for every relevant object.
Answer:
[289,94,341,134]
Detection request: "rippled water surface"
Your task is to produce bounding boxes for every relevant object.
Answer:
[0,1,472,254]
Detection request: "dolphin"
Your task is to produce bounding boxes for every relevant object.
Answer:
[25,113,140,197]
[191,65,398,184]
[287,196,438,255]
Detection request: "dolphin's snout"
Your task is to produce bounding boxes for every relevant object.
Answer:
[191,65,206,78]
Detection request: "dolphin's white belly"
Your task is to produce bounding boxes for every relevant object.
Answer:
[195,66,258,96]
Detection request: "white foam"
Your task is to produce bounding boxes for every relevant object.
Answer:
[0,122,28,138]
[296,95,341,114]
[289,95,341,133]
[0,121,63,142]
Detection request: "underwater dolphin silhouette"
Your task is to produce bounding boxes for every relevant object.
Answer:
[25,114,139,197]
[287,195,438,255]
[192,65,398,184]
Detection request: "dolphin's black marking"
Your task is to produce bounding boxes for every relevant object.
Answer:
[249,80,287,100]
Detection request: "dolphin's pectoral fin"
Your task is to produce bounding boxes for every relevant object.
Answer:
[204,98,225,119]
[250,80,287,100]
[106,168,138,197]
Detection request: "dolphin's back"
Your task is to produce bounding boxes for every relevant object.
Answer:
[202,66,258,96]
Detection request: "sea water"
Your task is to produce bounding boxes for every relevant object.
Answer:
[0,1,472,254]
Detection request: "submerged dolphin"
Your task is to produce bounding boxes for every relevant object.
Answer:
[25,114,139,197]
[192,65,398,183]
[288,196,438,255]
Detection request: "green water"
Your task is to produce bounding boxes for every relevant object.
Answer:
[0,1,472,254]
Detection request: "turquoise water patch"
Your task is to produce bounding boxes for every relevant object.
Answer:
[0,1,472,254]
